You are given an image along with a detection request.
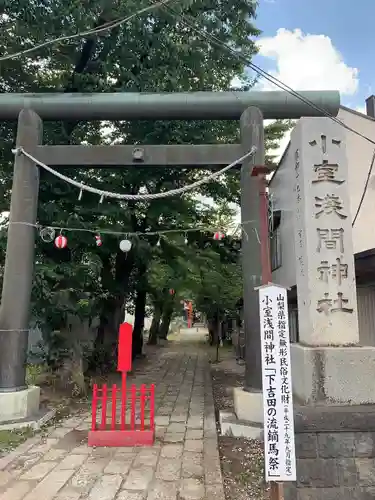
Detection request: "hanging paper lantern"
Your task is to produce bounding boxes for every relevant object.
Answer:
[119,239,132,252]
[95,234,102,247]
[213,231,224,241]
[54,235,68,249]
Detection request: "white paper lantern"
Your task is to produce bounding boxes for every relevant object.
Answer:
[119,239,132,252]
[40,227,56,243]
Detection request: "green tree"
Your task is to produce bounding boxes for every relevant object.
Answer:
[145,221,242,344]
[185,233,242,338]
[0,0,290,374]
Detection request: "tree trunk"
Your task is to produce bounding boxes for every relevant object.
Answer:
[216,320,222,362]
[207,317,219,346]
[159,302,174,340]
[132,289,147,359]
[87,299,119,374]
[88,251,134,373]
[148,303,162,345]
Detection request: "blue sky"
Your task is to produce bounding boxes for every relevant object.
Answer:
[252,0,375,110]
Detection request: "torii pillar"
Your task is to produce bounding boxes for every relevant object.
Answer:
[232,107,265,434]
[0,109,42,423]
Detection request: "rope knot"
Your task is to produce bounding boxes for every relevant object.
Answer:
[11,147,23,157]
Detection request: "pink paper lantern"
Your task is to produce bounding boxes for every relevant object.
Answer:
[54,235,68,249]
[213,231,224,241]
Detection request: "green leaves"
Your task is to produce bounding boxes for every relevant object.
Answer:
[0,0,289,358]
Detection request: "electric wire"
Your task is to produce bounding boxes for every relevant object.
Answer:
[0,0,176,62]
[2,0,374,147]
[161,3,375,147]
[352,148,375,227]
[160,3,375,224]
[3,1,374,222]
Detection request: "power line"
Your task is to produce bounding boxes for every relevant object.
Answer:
[162,4,375,224]
[162,3,375,147]
[2,0,373,148]
[4,2,374,223]
[352,148,375,227]
[0,0,175,62]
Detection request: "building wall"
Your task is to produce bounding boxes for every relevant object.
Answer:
[356,285,375,346]
[269,144,296,289]
[339,108,375,254]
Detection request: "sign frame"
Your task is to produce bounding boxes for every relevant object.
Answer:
[258,283,297,483]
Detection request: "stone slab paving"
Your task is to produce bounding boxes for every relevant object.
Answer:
[0,332,225,500]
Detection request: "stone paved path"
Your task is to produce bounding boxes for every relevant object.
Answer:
[0,330,224,500]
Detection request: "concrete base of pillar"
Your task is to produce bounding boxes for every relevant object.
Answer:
[291,343,375,404]
[0,385,40,424]
[217,387,264,438]
[233,387,263,422]
[219,411,263,438]
[0,408,56,431]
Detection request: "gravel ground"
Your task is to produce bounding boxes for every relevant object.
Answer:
[211,356,269,500]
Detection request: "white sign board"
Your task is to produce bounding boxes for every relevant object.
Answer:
[258,284,296,482]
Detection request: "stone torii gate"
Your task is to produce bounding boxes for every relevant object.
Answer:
[0,90,339,426]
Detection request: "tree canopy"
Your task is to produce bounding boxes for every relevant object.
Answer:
[0,0,290,376]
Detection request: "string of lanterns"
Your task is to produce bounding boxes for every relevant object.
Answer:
[53,232,133,252]
[40,225,227,252]
[42,227,135,252]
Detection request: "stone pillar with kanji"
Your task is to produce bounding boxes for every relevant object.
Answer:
[291,117,359,346]
[289,118,375,405]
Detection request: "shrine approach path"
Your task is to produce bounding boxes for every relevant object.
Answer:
[0,327,225,500]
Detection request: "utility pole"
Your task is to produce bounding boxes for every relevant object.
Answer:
[0,109,42,391]
[240,107,265,392]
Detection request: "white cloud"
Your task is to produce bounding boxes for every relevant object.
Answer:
[216,29,360,223]
[257,28,359,95]
[256,28,360,162]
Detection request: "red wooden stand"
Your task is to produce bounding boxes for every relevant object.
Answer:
[89,429,155,447]
[88,323,155,447]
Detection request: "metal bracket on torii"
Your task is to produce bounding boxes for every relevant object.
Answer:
[0,90,340,393]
